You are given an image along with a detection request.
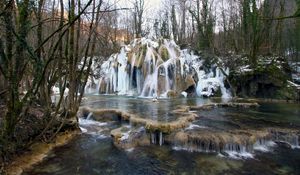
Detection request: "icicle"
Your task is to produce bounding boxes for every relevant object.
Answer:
[159,132,163,146]
[150,133,155,144]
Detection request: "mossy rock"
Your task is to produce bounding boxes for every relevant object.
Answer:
[275,84,299,101]
[141,45,147,57]
[159,46,169,61]
[230,63,292,99]
[213,87,222,97]
[167,90,177,98]
[136,52,145,68]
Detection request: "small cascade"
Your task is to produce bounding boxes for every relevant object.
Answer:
[163,63,170,93]
[270,130,300,148]
[253,138,276,152]
[150,131,164,146]
[223,143,252,153]
[136,69,143,94]
[173,139,252,154]
[195,67,231,98]
[86,112,93,120]
[94,38,231,98]
[78,117,109,138]
[171,128,300,159]
[141,68,159,97]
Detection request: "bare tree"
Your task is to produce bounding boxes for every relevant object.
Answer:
[171,4,178,41]
[189,0,215,51]
[178,0,187,43]
[132,0,145,37]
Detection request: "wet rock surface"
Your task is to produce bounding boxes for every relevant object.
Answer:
[77,100,300,156]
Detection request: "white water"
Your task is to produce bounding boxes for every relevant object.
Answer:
[79,118,109,138]
[222,151,254,159]
[172,143,254,159]
[185,124,207,130]
[253,140,276,152]
[172,135,300,160]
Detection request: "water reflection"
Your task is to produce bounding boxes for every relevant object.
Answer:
[82,95,210,122]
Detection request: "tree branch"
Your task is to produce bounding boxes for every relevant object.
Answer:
[34,0,93,53]
[84,7,131,13]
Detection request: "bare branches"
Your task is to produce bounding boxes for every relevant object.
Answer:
[35,0,93,54]
[262,14,300,21]
[85,7,131,13]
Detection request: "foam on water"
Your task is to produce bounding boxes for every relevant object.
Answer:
[222,151,254,159]
[253,140,276,152]
[79,118,108,127]
[185,124,207,130]
[78,118,110,138]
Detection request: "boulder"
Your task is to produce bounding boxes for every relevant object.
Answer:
[184,75,196,90]
[158,46,169,61]
[175,74,196,94]
[167,90,177,98]
[111,126,149,149]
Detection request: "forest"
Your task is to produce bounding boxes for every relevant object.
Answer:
[0,0,300,174]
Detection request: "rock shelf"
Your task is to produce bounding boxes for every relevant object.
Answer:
[78,102,300,152]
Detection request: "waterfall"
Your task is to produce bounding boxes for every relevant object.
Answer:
[136,69,142,94]
[164,63,170,93]
[271,131,300,149]
[95,38,231,98]
[141,68,159,97]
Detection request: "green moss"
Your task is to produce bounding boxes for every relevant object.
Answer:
[120,127,130,132]
[229,61,293,99]
[160,47,169,61]
[214,87,222,97]
[275,84,298,100]
[142,45,147,57]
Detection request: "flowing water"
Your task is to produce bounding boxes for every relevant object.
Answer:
[23,96,300,175]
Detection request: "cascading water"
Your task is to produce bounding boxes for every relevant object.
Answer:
[88,38,231,98]
[150,131,164,146]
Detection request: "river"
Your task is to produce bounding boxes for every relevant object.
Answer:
[23,95,300,175]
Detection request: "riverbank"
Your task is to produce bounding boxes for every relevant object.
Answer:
[4,130,79,175]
